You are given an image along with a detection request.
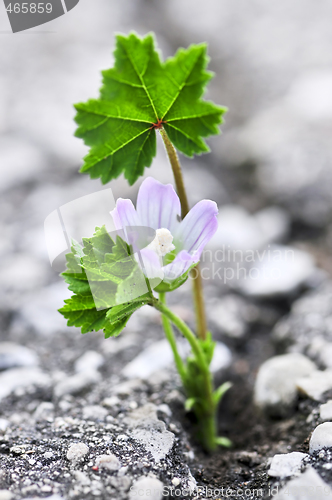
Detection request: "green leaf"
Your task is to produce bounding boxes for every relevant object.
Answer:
[75,32,227,185]
[213,381,232,406]
[185,397,198,412]
[59,227,152,336]
[215,436,232,448]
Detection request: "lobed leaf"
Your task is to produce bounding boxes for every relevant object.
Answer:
[75,32,227,185]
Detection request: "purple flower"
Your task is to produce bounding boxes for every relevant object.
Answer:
[111,177,218,284]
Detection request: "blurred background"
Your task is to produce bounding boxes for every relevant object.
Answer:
[0,0,332,323]
[0,0,332,376]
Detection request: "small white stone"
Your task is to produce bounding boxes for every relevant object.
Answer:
[172,478,181,486]
[296,370,332,401]
[0,368,50,402]
[34,402,54,422]
[268,452,308,478]
[95,454,121,471]
[0,419,9,432]
[0,342,38,370]
[82,405,108,421]
[54,370,101,398]
[44,451,53,459]
[309,422,332,454]
[129,477,164,500]
[0,491,13,500]
[320,400,332,421]
[254,353,316,416]
[66,443,89,461]
[74,351,104,373]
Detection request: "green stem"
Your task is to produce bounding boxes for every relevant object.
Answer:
[159,128,207,341]
[158,292,187,384]
[152,297,217,451]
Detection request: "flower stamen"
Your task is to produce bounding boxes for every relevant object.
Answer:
[147,228,175,257]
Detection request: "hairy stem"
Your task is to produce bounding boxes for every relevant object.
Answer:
[159,292,187,384]
[159,128,207,340]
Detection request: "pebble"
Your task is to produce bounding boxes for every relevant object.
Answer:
[209,342,232,373]
[296,370,332,401]
[309,422,332,454]
[272,467,332,499]
[54,370,101,398]
[268,452,308,478]
[0,419,9,432]
[82,405,108,422]
[34,402,54,422]
[66,443,89,462]
[172,478,181,487]
[129,476,164,500]
[320,401,332,421]
[238,245,316,298]
[95,454,121,471]
[125,404,175,462]
[0,368,50,401]
[0,342,38,371]
[254,353,316,416]
[0,491,13,500]
[74,351,104,373]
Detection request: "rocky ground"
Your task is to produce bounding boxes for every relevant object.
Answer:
[1,1,332,499]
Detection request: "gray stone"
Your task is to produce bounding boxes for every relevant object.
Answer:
[320,401,332,422]
[239,245,316,298]
[254,353,316,416]
[296,370,332,401]
[67,443,89,462]
[129,476,164,500]
[95,454,121,471]
[74,351,104,373]
[268,452,308,478]
[82,405,108,422]
[309,423,332,454]
[0,342,38,371]
[272,467,332,500]
[125,404,175,462]
[54,370,101,398]
[0,368,50,402]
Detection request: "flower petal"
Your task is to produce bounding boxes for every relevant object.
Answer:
[163,250,198,282]
[137,177,181,232]
[111,199,141,230]
[175,200,218,256]
[138,248,164,281]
